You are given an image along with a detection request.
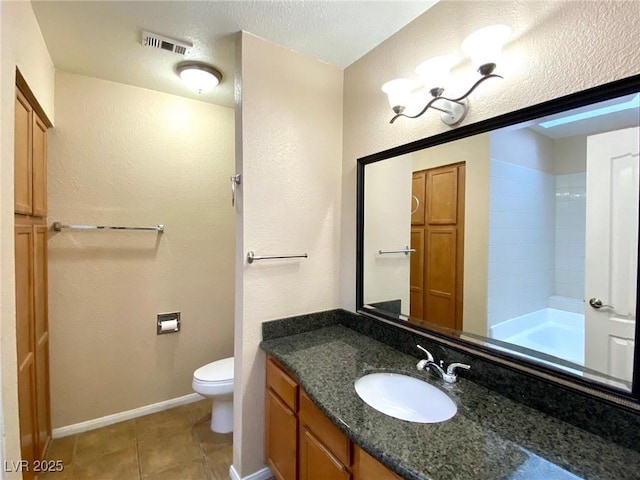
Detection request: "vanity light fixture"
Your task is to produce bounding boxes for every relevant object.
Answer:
[382,24,511,126]
[177,61,223,94]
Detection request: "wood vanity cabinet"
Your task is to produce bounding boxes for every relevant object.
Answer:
[265,355,402,480]
[266,357,299,480]
[353,447,402,480]
[299,390,351,480]
[14,74,51,479]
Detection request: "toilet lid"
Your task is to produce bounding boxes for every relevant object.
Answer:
[194,357,234,382]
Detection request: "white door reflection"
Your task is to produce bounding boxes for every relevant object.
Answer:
[584,127,639,388]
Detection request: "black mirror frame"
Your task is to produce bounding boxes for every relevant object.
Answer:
[356,74,640,410]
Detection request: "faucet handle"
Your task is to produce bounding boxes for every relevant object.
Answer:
[446,362,471,376]
[416,359,429,371]
[416,344,434,362]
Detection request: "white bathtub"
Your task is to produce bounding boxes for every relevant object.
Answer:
[491,299,585,369]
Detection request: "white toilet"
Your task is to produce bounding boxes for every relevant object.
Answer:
[192,356,234,433]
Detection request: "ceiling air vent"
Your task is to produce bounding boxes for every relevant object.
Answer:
[141,31,192,56]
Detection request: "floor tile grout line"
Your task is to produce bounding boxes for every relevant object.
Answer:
[45,400,230,480]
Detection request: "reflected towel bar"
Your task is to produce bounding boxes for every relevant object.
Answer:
[52,221,164,233]
[378,246,416,255]
[247,251,308,264]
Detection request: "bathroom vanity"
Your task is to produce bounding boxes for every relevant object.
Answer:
[266,355,401,480]
[261,317,640,480]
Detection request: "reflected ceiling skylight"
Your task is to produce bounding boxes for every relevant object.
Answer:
[539,94,640,128]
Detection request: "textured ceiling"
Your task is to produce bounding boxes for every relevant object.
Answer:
[32,1,437,108]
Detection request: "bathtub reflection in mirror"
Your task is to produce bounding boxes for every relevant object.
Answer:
[361,92,639,391]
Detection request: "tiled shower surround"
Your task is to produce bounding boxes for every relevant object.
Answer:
[555,172,586,300]
[488,161,587,331]
[488,158,556,328]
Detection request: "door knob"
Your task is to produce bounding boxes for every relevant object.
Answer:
[589,298,614,310]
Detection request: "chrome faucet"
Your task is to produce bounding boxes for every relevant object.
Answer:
[416,345,470,384]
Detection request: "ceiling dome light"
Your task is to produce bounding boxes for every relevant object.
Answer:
[177,62,222,94]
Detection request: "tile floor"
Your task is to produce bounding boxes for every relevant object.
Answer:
[41,399,233,480]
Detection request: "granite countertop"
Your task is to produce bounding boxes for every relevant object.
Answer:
[260,325,640,480]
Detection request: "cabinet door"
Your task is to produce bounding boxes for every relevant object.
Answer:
[353,446,401,480]
[300,428,350,480]
[15,90,32,215]
[266,389,297,480]
[15,225,37,478]
[34,225,51,456]
[299,391,350,467]
[31,114,47,217]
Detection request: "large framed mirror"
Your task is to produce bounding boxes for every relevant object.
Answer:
[357,74,640,404]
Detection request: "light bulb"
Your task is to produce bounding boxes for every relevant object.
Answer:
[415,56,454,91]
[381,78,415,113]
[461,25,511,75]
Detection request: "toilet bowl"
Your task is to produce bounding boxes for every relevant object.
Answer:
[192,357,234,433]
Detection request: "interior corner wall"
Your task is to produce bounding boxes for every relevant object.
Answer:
[0,1,55,472]
[47,72,235,427]
[341,0,640,312]
[233,31,343,477]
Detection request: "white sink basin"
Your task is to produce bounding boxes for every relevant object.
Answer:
[354,372,457,423]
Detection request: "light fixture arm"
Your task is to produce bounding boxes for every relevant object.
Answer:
[389,73,503,124]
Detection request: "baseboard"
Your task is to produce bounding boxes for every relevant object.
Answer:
[229,465,273,480]
[52,392,203,438]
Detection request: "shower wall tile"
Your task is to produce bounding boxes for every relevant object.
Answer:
[554,173,586,304]
[488,159,556,328]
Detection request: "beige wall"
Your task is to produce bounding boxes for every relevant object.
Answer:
[412,134,490,336]
[47,72,235,428]
[1,0,55,471]
[341,0,640,311]
[555,135,587,174]
[233,32,343,477]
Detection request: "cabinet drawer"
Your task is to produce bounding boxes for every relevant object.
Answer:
[266,357,298,412]
[299,391,351,468]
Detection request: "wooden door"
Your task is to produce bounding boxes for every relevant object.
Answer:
[14,75,51,469]
[585,127,638,388]
[411,172,425,225]
[409,228,425,319]
[299,428,351,480]
[15,89,33,215]
[266,389,298,480]
[410,164,465,330]
[32,114,47,217]
[34,225,51,452]
[16,225,37,479]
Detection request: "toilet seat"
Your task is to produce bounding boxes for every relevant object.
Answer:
[194,357,234,384]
